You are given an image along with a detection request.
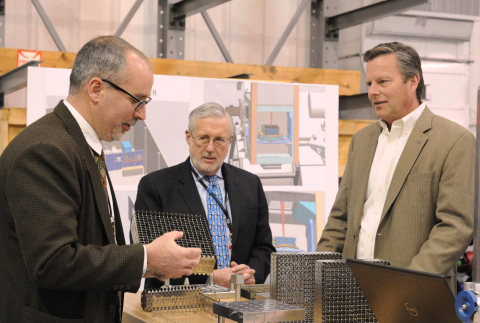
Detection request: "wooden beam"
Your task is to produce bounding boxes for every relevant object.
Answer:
[0,108,27,156]
[0,48,361,96]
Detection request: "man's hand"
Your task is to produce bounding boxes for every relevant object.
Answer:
[213,261,255,288]
[144,231,201,280]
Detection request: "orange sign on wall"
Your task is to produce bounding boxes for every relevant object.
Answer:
[17,50,42,67]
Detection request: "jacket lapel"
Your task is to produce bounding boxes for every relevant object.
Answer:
[54,102,116,244]
[178,158,207,218]
[222,163,240,244]
[379,107,432,225]
[353,123,382,232]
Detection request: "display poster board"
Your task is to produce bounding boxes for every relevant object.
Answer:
[27,66,339,253]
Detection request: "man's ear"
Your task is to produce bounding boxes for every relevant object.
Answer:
[409,74,420,94]
[87,78,103,104]
[185,129,191,144]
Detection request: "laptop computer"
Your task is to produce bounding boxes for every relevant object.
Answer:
[346,258,461,323]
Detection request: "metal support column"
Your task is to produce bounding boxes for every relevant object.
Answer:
[158,0,185,59]
[201,11,233,63]
[265,0,310,66]
[326,0,429,32]
[170,0,230,19]
[310,0,428,69]
[473,86,480,281]
[30,0,67,52]
[310,0,338,69]
[0,0,5,48]
[158,0,231,59]
[114,0,145,37]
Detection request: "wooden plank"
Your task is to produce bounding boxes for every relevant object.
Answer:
[0,110,9,156]
[0,48,361,96]
[338,119,376,177]
[149,58,361,96]
[0,108,27,156]
[6,107,27,125]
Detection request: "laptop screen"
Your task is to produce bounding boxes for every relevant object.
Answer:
[346,259,460,323]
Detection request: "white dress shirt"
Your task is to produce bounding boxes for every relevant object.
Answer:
[356,103,426,260]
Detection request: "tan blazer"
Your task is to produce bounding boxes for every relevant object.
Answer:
[317,107,475,291]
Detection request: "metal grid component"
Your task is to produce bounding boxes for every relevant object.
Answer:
[314,259,390,323]
[270,252,342,323]
[132,210,216,275]
[142,283,233,315]
[141,285,216,315]
[241,284,271,300]
[213,299,305,323]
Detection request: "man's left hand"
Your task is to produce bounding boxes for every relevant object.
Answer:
[213,261,255,288]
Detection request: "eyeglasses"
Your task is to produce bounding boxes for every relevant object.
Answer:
[192,135,231,147]
[101,79,152,111]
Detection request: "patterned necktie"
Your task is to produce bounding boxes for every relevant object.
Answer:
[205,175,229,269]
[93,150,115,239]
[93,149,122,321]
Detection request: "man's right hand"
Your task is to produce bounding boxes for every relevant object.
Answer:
[144,231,201,280]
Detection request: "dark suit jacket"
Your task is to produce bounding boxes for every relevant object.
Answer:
[135,157,275,287]
[317,107,475,292]
[0,101,145,323]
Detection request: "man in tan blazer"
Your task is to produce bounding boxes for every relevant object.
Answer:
[317,42,474,292]
[0,36,200,323]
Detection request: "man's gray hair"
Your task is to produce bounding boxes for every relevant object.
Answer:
[363,42,424,103]
[188,102,234,136]
[69,35,152,95]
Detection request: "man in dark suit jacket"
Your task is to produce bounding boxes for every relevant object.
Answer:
[136,102,276,288]
[0,36,200,323]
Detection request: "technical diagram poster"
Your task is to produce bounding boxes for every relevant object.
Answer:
[27,66,339,252]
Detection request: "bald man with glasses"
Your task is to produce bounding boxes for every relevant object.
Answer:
[135,102,276,289]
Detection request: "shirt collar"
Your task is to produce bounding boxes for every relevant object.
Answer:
[378,102,426,134]
[63,99,103,155]
[189,158,223,180]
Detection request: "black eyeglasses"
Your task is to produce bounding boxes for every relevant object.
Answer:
[101,79,152,111]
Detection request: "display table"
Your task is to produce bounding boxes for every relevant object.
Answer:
[123,291,243,323]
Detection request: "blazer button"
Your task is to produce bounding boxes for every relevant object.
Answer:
[113,285,118,290]
[119,285,125,291]
[126,285,131,290]
[108,305,115,313]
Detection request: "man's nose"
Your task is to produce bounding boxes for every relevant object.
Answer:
[205,139,216,152]
[134,106,146,121]
[368,83,379,98]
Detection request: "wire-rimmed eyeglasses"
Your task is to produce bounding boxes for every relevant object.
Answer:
[101,79,152,111]
[192,135,231,147]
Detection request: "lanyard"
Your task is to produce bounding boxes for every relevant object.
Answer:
[190,164,233,242]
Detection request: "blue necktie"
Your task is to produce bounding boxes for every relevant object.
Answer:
[205,175,229,269]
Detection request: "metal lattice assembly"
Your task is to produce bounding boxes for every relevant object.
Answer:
[270,252,342,323]
[141,285,220,315]
[132,210,216,275]
[213,299,305,323]
[314,259,391,323]
[241,284,271,300]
